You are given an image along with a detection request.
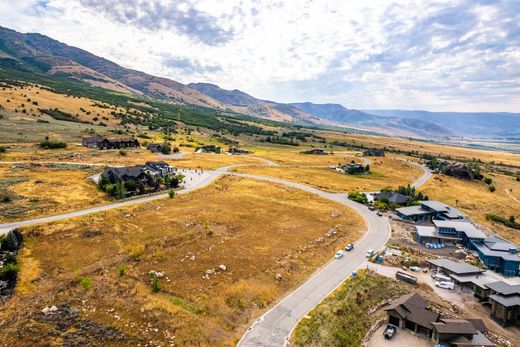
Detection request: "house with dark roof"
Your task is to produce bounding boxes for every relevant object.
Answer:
[384,293,440,337]
[82,136,139,149]
[396,200,466,221]
[363,148,385,156]
[373,192,408,205]
[101,162,176,185]
[147,142,168,153]
[415,220,487,247]
[485,281,520,327]
[384,293,494,346]
[470,236,520,277]
[431,318,493,347]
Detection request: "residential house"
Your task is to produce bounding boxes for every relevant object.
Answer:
[301,148,327,155]
[396,200,466,221]
[470,236,520,277]
[101,162,176,185]
[143,161,176,178]
[228,147,252,155]
[431,318,494,347]
[147,142,168,153]
[196,145,221,154]
[82,136,139,149]
[485,281,520,327]
[427,258,484,278]
[385,293,494,346]
[373,192,408,205]
[416,220,486,247]
[341,163,367,175]
[363,148,385,156]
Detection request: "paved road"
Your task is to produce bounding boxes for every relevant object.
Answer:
[397,158,432,188]
[232,172,391,347]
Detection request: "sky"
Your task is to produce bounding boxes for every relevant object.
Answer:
[0,0,519,112]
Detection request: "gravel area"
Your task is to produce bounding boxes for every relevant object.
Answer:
[367,324,429,347]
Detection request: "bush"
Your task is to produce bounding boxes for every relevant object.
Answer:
[119,149,127,156]
[0,229,23,251]
[0,146,6,153]
[484,177,492,185]
[168,189,175,198]
[348,191,368,204]
[488,185,496,193]
[118,264,126,277]
[0,194,11,203]
[160,143,172,155]
[486,214,520,230]
[0,262,19,281]
[39,140,67,149]
[79,277,92,291]
[151,277,161,293]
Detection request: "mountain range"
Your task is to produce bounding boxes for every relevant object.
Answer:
[0,25,518,139]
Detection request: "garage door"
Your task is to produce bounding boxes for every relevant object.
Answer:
[389,315,400,326]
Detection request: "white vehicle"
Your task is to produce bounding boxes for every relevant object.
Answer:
[365,249,374,258]
[409,266,421,272]
[335,250,344,259]
[435,281,455,290]
[432,273,451,282]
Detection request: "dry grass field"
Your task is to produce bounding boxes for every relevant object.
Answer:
[326,132,520,167]
[0,84,124,127]
[1,176,364,346]
[0,163,109,222]
[419,173,520,243]
[248,147,363,166]
[232,155,424,193]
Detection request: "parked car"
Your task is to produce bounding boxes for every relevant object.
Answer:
[409,266,421,272]
[435,281,455,290]
[377,211,383,217]
[368,206,375,211]
[365,249,374,258]
[383,324,397,339]
[345,243,354,251]
[335,250,344,259]
[432,273,451,282]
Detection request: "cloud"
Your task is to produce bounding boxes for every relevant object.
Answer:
[0,0,518,112]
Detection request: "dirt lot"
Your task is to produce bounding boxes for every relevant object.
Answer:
[367,324,429,347]
[1,175,364,346]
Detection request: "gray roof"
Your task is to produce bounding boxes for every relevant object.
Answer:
[489,294,520,307]
[432,220,487,239]
[431,318,477,334]
[449,331,494,347]
[421,200,467,218]
[485,281,520,296]
[397,205,432,216]
[415,226,461,240]
[473,236,520,262]
[384,293,439,329]
[428,258,484,275]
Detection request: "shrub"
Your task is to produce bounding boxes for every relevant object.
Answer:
[0,262,19,281]
[39,139,67,149]
[0,230,22,251]
[168,189,175,198]
[79,277,92,291]
[118,264,126,277]
[151,277,161,293]
[484,177,492,185]
[119,149,127,156]
[160,143,172,154]
[0,194,11,203]
[488,185,496,193]
[0,146,6,153]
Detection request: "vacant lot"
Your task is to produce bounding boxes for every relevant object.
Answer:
[2,176,364,346]
[0,163,109,222]
[232,156,423,192]
[419,173,520,243]
[249,147,363,166]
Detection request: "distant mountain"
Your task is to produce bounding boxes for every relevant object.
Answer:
[0,26,222,108]
[365,110,520,137]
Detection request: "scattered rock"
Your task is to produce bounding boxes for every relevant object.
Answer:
[205,269,215,276]
[218,264,227,271]
[275,273,282,281]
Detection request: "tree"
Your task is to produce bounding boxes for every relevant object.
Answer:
[510,216,516,223]
[484,177,492,185]
[160,142,172,154]
[168,189,175,198]
[488,185,496,193]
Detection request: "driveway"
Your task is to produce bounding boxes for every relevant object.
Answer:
[367,324,430,347]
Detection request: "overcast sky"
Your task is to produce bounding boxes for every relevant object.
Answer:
[1,0,519,112]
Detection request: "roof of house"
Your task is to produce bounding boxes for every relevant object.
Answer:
[432,220,487,239]
[103,166,145,180]
[83,135,107,143]
[396,205,432,216]
[384,293,439,328]
[449,331,495,347]
[488,294,520,307]
[485,281,520,296]
[415,226,461,240]
[145,161,171,170]
[420,200,466,218]
[472,236,520,262]
[431,318,478,334]
[428,258,484,275]
[389,193,408,204]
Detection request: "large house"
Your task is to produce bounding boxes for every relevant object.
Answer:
[82,136,139,149]
[196,145,221,154]
[384,293,493,346]
[301,148,327,155]
[415,220,487,247]
[341,163,368,175]
[485,281,520,327]
[373,192,408,205]
[470,236,520,277]
[102,161,176,185]
[228,147,252,155]
[396,200,466,221]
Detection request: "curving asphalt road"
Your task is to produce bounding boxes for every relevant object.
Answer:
[396,158,432,189]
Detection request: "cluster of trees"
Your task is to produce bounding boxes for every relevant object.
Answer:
[486,214,520,230]
[348,191,368,204]
[261,136,299,146]
[98,174,184,199]
[39,137,67,149]
[0,229,23,296]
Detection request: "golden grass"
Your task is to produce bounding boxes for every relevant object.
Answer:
[3,176,364,346]
[0,85,123,126]
[419,173,520,243]
[0,163,109,222]
[232,155,424,192]
[248,147,363,166]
